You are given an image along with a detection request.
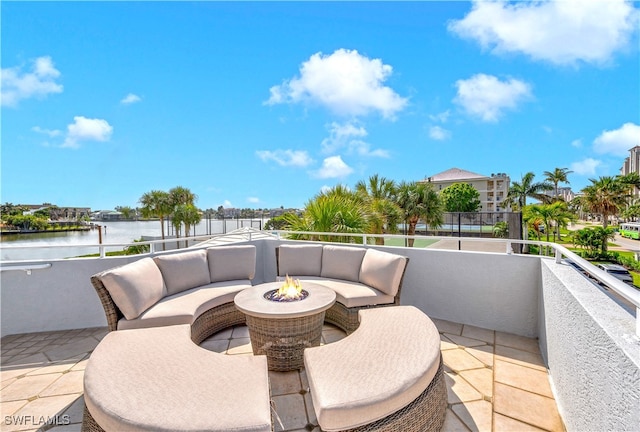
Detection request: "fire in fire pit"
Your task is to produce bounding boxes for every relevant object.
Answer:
[264,275,309,302]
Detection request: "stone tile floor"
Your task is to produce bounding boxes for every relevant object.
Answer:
[0,320,564,431]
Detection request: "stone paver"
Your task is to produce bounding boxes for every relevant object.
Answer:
[0,321,564,432]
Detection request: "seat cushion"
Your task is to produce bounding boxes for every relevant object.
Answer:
[359,249,407,297]
[84,324,272,432]
[320,245,366,282]
[154,250,210,296]
[100,258,165,320]
[208,245,256,282]
[278,244,323,276]
[304,306,441,431]
[296,277,394,308]
[117,281,251,330]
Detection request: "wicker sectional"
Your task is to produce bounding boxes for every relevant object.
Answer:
[276,244,410,333]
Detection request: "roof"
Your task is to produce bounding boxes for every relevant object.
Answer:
[192,227,278,247]
[426,168,487,182]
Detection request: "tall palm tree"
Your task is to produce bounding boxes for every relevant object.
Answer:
[543,167,573,200]
[547,201,576,241]
[579,176,631,230]
[173,204,202,248]
[504,172,553,211]
[503,172,552,252]
[139,190,172,250]
[355,174,402,245]
[395,181,443,247]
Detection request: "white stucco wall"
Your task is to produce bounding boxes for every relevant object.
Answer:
[540,260,640,431]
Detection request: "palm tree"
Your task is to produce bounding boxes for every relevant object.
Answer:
[579,176,630,229]
[543,167,572,200]
[355,174,402,245]
[503,172,552,252]
[395,181,443,247]
[547,201,576,241]
[283,189,367,243]
[523,205,547,241]
[139,190,172,250]
[504,172,553,211]
[173,204,202,247]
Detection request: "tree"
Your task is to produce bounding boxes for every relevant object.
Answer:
[139,190,172,250]
[282,188,367,243]
[503,172,553,211]
[571,226,615,258]
[395,181,443,247]
[493,221,509,238]
[440,182,481,212]
[173,204,202,247]
[115,206,136,220]
[543,167,572,200]
[503,172,552,252]
[523,205,547,241]
[547,201,576,241]
[355,174,402,245]
[578,176,631,230]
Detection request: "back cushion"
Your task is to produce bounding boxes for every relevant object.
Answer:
[321,245,366,282]
[100,258,165,320]
[207,245,256,282]
[359,249,408,297]
[278,244,323,276]
[154,250,210,296]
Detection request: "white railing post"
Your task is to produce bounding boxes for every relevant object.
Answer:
[637,307,640,337]
[150,243,155,255]
[99,245,106,258]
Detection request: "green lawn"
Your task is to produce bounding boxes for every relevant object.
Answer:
[383,238,440,248]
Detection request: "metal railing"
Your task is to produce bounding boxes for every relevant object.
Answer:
[2,229,639,335]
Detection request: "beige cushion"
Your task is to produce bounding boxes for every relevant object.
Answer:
[84,324,271,432]
[296,277,394,308]
[207,245,256,282]
[154,250,210,295]
[304,306,441,431]
[100,258,165,320]
[320,246,366,282]
[278,244,323,276]
[117,281,251,330]
[359,249,407,297]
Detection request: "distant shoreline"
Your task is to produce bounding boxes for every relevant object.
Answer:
[0,227,92,236]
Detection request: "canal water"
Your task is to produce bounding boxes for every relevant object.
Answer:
[1,219,264,261]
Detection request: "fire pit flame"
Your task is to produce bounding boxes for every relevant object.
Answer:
[264,275,309,302]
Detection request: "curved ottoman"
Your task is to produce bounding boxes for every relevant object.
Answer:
[304,306,446,432]
[83,324,271,432]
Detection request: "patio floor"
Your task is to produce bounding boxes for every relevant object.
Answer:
[0,319,564,432]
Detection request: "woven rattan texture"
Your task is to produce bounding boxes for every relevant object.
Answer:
[339,356,447,432]
[246,312,325,371]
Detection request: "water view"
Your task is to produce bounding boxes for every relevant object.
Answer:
[0,219,263,261]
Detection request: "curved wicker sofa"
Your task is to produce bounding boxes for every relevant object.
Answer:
[276,244,409,333]
[90,245,256,344]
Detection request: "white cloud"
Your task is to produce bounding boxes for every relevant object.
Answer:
[1,56,63,107]
[320,185,332,194]
[429,110,450,123]
[454,73,532,122]
[313,156,354,179]
[222,200,233,207]
[593,122,640,156]
[247,197,260,204]
[62,116,113,149]
[428,126,451,141]
[448,0,639,66]
[32,126,62,137]
[571,139,583,148]
[265,49,408,119]
[321,121,389,158]
[256,149,313,167]
[121,93,141,104]
[571,158,602,176]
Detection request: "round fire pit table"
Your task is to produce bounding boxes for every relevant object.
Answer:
[234,282,336,371]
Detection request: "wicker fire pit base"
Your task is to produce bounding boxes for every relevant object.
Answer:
[246,312,325,371]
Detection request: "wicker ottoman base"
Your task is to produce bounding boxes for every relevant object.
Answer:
[341,357,447,432]
[246,312,325,371]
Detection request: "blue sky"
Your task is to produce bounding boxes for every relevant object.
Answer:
[2,1,639,211]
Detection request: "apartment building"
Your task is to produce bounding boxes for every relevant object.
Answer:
[620,146,640,197]
[422,167,510,212]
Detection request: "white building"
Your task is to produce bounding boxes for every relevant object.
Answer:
[422,167,510,212]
